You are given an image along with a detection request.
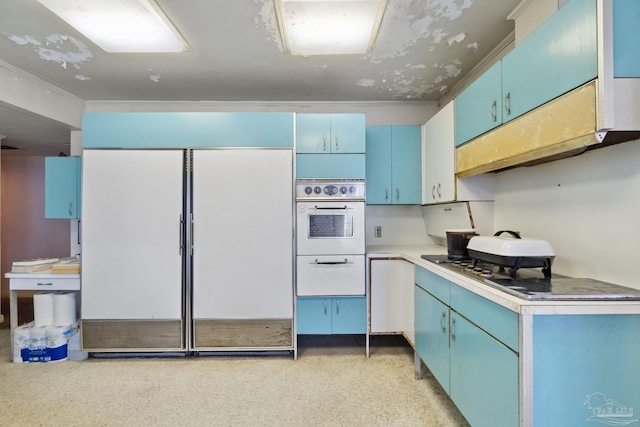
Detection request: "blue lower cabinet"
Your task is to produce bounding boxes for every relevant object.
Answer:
[449,312,519,427]
[297,296,366,334]
[415,285,450,394]
[532,314,640,427]
[414,267,519,427]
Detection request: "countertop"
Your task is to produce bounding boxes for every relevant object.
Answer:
[5,272,80,279]
[367,244,640,315]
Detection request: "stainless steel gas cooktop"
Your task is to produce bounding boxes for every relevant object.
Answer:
[420,254,640,301]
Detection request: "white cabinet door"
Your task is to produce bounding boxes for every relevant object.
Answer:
[82,150,184,319]
[191,149,293,319]
[422,101,455,204]
[370,259,415,344]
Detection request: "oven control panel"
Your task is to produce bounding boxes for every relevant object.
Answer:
[296,179,365,200]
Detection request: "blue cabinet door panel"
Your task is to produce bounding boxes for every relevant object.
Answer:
[331,297,366,334]
[415,266,450,305]
[415,286,451,394]
[450,284,519,352]
[83,112,294,148]
[297,297,331,334]
[454,61,502,146]
[391,126,421,204]
[613,0,640,77]
[330,114,366,153]
[501,0,597,123]
[365,126,392,204]
[45,157,81,219]
[296,154,366,179]
[533,314,640,427]
[296,114,332,153]
[450,312,519,427]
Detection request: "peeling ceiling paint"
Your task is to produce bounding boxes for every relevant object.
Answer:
[253,0,482,100]
[8,33,93,71]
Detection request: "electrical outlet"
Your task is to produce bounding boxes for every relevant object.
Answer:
[374,225,382,238]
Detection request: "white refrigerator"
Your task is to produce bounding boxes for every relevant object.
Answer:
[81,149,294,352]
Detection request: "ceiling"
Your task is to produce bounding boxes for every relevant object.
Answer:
[0,0,520,156]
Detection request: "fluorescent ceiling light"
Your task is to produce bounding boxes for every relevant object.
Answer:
[36,0,187,53]
[274,0,388,56]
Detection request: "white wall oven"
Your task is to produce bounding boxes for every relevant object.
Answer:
[296,179,365,296]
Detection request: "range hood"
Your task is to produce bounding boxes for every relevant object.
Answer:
[456,80,640,178]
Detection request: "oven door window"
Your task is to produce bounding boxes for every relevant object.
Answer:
[308,213,354,238]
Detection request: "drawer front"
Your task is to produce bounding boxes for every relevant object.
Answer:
[9,277,80,291]
[297,255,365,296]
[415,266,450,305]
[450,284,519,352]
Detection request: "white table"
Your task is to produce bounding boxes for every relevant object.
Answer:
[4,272,80,349]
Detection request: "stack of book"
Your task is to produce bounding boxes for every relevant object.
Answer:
[52,258,80,274]
[11,258,59,273]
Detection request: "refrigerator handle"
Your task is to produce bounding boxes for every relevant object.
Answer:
[179,214,184,255]
[190,213,194,256]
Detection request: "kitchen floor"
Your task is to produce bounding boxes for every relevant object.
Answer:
[0,312,469,426]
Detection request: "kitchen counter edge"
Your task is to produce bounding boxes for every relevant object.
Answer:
[367,245,640,315]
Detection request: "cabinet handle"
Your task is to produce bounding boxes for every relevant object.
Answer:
[437,183,441,198]
[189,213,194,256]
[451,317,456,341]
[385,188,389,201]
[336,299,340,315]
[440,312,447,332]
[68,202,73,217]
[37,282,53,286]
[323,135,327,151]
[334,135,339,151]
[324,299,327,315]
[432,185,436,200]
[396,188,400,201]
[491,99,497,122]
[179,214,184,255]
[504,92,511,116]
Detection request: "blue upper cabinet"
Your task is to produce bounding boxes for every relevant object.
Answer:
[83,112,294,148]
[613,0,640,77]
[501,0,597,123]
[366,125,421,205]
[365,126,392,204]
[45,157,81,219]
[296,113,365,153]
[455,0,598,147]
[296,113,366,179]
[454,62,502,147]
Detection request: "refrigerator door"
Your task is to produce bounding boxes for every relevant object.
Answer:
[81,149,185,351]
[191,149,293,350]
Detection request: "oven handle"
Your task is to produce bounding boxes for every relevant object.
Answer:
[314,258,349,265]
[313,205,350,210]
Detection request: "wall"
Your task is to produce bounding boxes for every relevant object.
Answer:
[84,100,439,127]
[493,138,640,289]
[1,156,71,323]
[365,205,434,246]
